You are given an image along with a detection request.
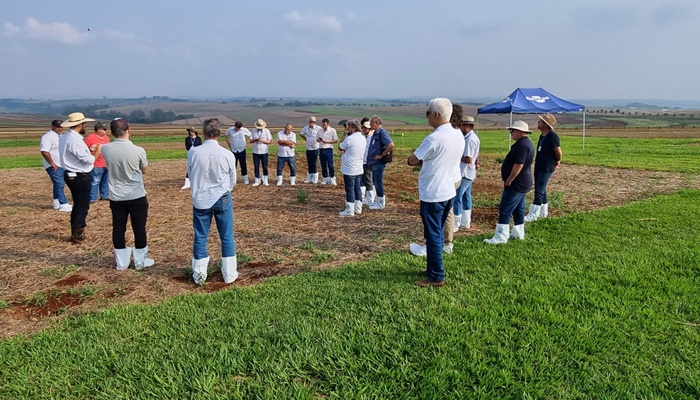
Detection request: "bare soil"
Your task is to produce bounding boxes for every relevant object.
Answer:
[1,156,698,338]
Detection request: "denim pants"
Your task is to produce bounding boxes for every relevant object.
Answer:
[276,156,297,177]
[371,163,386,197]
[64,171,91,228]
[319,148,335,178]
[233,150,248,177]
[306,149,319,174]
[498,187,527,225]
[90,167,109,201]
[362,164,373,191]
[453,178,474,215]
[110,196,149,249]
[252,153,269,178]
[46,166,68,204]
[193,192,236,260]
[533,170,554,205]
[343,174,363,202]
[420,199,452,282]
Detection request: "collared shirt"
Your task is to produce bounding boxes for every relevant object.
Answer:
[460,131,480,181]
[501,136,534,192]
[413,123,465,203]
[224,127,251,153]
[39,129,62,169]
[339,132,366,176]
[318,127,338,149]
[367,127,393,166]
[277,130,297,157]
[535,129,561,173]
[59,129,95,173]
[300,125,322,150]
[187,139,237,209]
[84,132,110,168]
[101,138,148,201]
[250,128,272,154]
[363,130,374,164]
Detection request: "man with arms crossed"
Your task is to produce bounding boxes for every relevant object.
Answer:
[317,118,338,185]
[299,116,322,184]
[524,113,562,222]
[276,123,297,186]
[40,119,72,212]
[84,122,111,202]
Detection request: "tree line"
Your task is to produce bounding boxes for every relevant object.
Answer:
[61,104,194,123]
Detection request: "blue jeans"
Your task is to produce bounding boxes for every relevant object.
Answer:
[252,153,269,178]
[371,163,386,197]
[343,174,363,202]
[453,178,473,215]
[276,156,297,177]
[498,187,527,225]
[306,149,319,174]
[90,167,109,201]
[193,192,235,260]
[420,199,452,282]
[533,170,554,205]
[46,166,68,204]
[319,148,335,178]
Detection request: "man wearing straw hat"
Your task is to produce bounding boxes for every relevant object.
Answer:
[58,112,99,243]
[524,113,562,222]
[250,119,272,186]
[299,116,322,184]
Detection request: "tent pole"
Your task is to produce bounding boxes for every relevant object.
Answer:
[582,109,586,151]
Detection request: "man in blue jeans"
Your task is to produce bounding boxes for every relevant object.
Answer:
[525,113,562,222]
[187,118,238,285]
[484,120,535,244]
[408,98,464,287]
[367,115,395,210]
[40,119,72,212]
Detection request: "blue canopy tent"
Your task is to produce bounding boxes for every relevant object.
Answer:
[477,88,587,149]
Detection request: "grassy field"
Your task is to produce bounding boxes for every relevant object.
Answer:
[1,190,699,398]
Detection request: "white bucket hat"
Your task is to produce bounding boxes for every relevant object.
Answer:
[254,119,267,129]
[507,120,531,133]
[61,112,95,128]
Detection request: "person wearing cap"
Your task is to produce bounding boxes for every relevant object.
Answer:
[40,120,72,212]
[338,120,367,216]
[276,123,297,186]
[524,113,563,222]
[317,118,338,185]
[84,122,111,202]
[187,118,238,285]
[299,116,322,184]
[223,121,251,184]
[250,119,272,186]
[453,116,480,230]
[58,112,99,243]
[360,117,375,205]
[100,118,154,270]
[407,98,464,287]
[484,120,535,244]
[181,127,202,189]
[367,115,394,210]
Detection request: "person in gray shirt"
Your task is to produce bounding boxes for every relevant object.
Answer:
[101,118,154,270]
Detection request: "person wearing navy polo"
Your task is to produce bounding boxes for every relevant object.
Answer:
[367,115,394,210]
[524,113,562,222]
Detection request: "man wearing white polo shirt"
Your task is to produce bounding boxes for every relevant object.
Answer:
[187,118,238,285]
[223,121,251,184]
[338,120,367,216]
[276,123,297,186]
[250,119,272,186]
[40,119,72,212]
[299,116,322,184]
[317,118,338,185]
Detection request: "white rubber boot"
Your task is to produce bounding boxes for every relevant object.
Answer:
[321,177,328,185]
[361,186,366,199]
[354,200,363,215]
[114,247,133,270]
[276,175,283,186]
[58,203,73,212]
[453,214,462,233]
[409,243,427,256]
[524,204,541,222]
[540,203,549,218]
[252,178,261,187]
[290,176,296,186]
[460,210,471,229]
[369,196,386,210]
[181,177,191,190]
[262,176,269,186]
[330,177,337,186]
[192,257,210,285]
[221,255,238,284]
[510,224,525,240]
[484,224,510,244]
[53,199,60,209]
[312,173,319,184]
[242,176,249,185]
[364,189,375,206]
[304,173,311,183]
[339,202,355,217]
[133,246,155,270]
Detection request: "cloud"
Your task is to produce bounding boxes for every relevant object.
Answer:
[99,28,135,42]
[574,6,641,31]
[3,22,20,36]
[652,4,695,27]
[23,17,90,44]
[284,10,343,34]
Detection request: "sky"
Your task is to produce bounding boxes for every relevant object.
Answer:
[1,0,699,101]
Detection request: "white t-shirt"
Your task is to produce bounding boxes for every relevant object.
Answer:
[413,123,465,202]
[225,127,251,153]
[318,127,338,149]
[300,125,322,151]
[363,130,374,164]
[339,132,366,176]
[40,129,62,169]
[461,130,480,181]
[250,128,272,154]
[277,130,296,157]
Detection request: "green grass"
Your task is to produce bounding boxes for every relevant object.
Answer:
[1,190,700,398]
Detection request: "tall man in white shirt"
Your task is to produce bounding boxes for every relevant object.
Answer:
[317,118,338,185]
[59,112,100,243]
[407,98,464,287]
[187,118,238,285]
[338,120,367,216]
[40,119,71,212]
[453,116,480,230]
[250,119,272,187]
[276,123,297,186]
[299,116,322,183]
[224,121,251,184]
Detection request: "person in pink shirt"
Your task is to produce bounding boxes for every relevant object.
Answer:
[84,122,111,202]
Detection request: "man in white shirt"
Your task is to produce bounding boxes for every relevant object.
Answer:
[299,116,322,183]
[223,121,251,184]
[407,98,465,287]
[338,120,367,216]
[317,118,338,185]
[360,118,375,205]
[276,123,297,186]
[187,118,238,285]
[40,119,71,212]
[59,112,99,244]
[453,116,480,230]
[250,119,272,186]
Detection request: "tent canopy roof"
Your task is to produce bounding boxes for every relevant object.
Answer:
[477,88,585,114]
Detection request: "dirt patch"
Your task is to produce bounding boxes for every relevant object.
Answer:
[1,156,698,338]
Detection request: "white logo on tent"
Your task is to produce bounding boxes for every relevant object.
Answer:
[526,96,549,103]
